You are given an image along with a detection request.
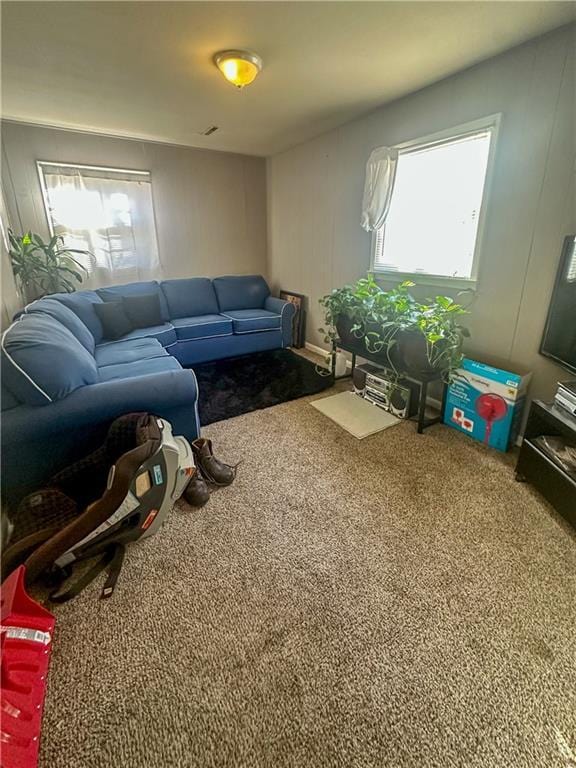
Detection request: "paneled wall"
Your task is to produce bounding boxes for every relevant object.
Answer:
[1,122,267,323]
[267,24,575,401]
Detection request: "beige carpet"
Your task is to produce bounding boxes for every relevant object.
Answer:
[39,384,576,768]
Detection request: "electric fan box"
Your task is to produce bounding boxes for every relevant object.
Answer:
[443,358,532,451]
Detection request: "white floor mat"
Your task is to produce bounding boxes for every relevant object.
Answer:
[310,391,401,439]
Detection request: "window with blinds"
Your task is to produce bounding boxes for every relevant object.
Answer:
[38,161,161,287]
[372,122,496,282]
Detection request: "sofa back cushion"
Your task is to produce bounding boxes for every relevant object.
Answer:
[123,293,163,328]
[97,281,169,321]
[23,298,95,353]
[160,278,219,319]
[212,275,270,312]
[52,290,105,344]
[94,301,135,340]
[1,314,98,406]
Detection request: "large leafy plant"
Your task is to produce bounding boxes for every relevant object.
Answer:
[319,274,471,379]
[9,230,90,300]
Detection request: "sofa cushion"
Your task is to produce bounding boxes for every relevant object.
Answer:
[98,356,182,383]
[212,275,270,311]
[123,293,163,328]
[1,315,98,406]
[24,298,95,353]
[221,309,282,334]
[1,384,20,411]
[161,278,220,319]
[97,281,169,321]
[95,338,168,367]
[94,301,134,340]
[51,290,105,344]
[172,314,233,341]
[112,323,177,348]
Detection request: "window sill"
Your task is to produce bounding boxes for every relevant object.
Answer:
[372,270,477,292]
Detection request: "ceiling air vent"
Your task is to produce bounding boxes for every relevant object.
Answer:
[200,126,219,136]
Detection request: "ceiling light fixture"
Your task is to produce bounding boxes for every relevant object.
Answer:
[213,50,263,89]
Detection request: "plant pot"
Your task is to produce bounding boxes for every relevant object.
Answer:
[396,331,441,377]
[335,316,394,369]
[336,317,373,359]
[336,315,355,346]
[360,321,395,368]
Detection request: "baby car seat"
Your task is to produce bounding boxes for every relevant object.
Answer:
[2,413,195,601]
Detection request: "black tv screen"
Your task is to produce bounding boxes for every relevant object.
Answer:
[540,235,576,375]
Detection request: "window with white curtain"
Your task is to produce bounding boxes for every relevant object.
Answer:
[372,118,497,283]
[38,162,162,288]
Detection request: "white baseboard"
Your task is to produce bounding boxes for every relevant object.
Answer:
[304,341,328,358]
[305,342,352,370]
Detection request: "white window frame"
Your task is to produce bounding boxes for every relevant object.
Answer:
[370,114,501,289]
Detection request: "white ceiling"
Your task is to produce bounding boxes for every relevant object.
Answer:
[2,1,574,157]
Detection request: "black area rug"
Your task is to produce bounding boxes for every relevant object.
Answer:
[189,349,334,426]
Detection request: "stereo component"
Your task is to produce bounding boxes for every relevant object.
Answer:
[353,363,418,419]
[352,363,385,395]
[388,384,414,419]
[352,364,368,394]
[555,381,576,417]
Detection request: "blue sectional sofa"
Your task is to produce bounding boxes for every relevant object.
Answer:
[1,275,295,504]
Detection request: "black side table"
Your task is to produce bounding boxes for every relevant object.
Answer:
[331,338,447,434]
[515,400,576,529]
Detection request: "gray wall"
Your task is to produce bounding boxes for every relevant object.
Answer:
[1,122,267,306]
[267,24,575,401]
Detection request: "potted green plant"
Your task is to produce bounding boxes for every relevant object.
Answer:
[8,230,91,302]
[319,275,470,380]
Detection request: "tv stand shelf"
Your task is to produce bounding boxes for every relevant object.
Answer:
[515,400,576,528]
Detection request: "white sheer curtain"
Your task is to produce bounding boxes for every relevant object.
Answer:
[42,165,163,289]
[360,146,399,232]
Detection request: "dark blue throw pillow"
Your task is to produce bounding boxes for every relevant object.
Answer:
[94,301,134,340]
[123,293,163,329]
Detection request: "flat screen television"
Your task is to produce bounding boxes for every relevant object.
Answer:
[540,235,576,375]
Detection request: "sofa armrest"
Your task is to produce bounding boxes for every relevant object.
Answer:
[2,369,200,505]
[265,297,296,347]
[4,369,199,435]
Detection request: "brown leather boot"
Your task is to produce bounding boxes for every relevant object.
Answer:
[183,467,210,507]
[191,438,237,487]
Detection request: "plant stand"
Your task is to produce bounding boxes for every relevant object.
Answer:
[331,338,447,434]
